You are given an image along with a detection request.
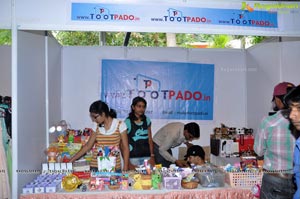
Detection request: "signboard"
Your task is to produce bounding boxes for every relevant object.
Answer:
[101,59,214,120]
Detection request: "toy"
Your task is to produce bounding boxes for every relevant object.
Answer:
[152,174,162,189]
[46,146,59,163]
[57,135,66,146]
[133,174,143,190]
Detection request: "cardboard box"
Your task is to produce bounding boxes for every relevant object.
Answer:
[163,176,181,189]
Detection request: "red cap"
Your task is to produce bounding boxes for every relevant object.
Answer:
[273,82,295,96]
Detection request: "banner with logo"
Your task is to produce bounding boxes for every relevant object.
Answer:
[70,1,300,35]
[101,60,214,120]
[71,3,278,28]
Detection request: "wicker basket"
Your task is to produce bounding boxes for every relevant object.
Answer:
[181,180,198,189]
[108,184,120,190]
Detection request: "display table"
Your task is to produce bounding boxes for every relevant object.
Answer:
[20,186,255,199]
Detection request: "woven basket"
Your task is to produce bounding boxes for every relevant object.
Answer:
[181,180,198,189]
[108,184,120,190]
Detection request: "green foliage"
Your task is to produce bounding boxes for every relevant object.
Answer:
[0,30,12,45]
[210,35,232,48]
[53,31,100,46]
[105,32,167,47]
[251,36,265,44]
[0,29,264,48]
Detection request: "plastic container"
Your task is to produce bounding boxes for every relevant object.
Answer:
[225,171,262,188]
[197,172,225,187]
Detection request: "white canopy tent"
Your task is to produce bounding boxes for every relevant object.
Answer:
[1,0,300,197]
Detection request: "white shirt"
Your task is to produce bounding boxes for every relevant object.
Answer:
[98,118,127,135]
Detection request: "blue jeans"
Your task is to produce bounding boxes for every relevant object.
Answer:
[260,173,295,199]
[153,142,173,168]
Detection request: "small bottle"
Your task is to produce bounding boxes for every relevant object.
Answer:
[251,184,260,198]
[144,159,148,168]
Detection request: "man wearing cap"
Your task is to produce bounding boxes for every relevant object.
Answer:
[184,145,206,166]
[153,122,200,168]
[284,85,300,199]
[254,82,295,199]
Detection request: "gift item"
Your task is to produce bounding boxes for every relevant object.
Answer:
[121,179,129,190]
[89,177,105,191]
[133,174,143,190]
[97,146,119,172]
[181,180,198,189]
[236,134,254,153]
[108,176,121,190]
[151,173,162,189]
[22,184,34,194]
[45,182,61,193]
[73,160,90,172]
[34,182,47,193]
[141,175,152,190]
[163,176,182,189]
[61,173,82,192]
[46,146,59,163]
[97,156,116,172]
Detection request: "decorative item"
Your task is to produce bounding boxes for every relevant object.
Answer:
[68,130,75,143]
[181,180,198,189]
[141,175,152,190]
[152,174,162,189]
[62,174,82,192]
[133,174,143,190]
[46,146,59,163]
[57,134,66,146]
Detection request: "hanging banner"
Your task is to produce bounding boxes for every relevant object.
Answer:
[101,60,214,120]
[71,3,278,28]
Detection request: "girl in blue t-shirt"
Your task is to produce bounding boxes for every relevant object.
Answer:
[125,97,155,170]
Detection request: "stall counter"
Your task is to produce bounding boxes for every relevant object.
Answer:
[20,186,255,199]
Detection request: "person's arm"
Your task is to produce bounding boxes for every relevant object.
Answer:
[124,119,137,170]
[69,131,97,162]
[254,118,267,157]
[120,130,130,171]
[147,125,156,167]
[158,135,178,163]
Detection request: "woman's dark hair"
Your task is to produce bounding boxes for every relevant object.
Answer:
[89,100,117,118]
[128,96,147,121]
[184,122,200,138]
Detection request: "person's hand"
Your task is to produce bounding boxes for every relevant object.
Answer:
[128,162,137,171]
[148,156,156,167]
[175,160,189,168]
[184,142,193,148]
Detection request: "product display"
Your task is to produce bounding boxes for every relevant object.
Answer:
[21,124,261,197]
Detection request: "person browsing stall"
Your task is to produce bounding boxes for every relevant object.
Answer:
[254,82,295,199]
[125,97,155,170]
[153,122,200,168]
[284,85,300,199]
[184,145,206,167]
[69,100,130,172]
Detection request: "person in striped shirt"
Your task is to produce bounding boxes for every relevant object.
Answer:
[69,100,130,172]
